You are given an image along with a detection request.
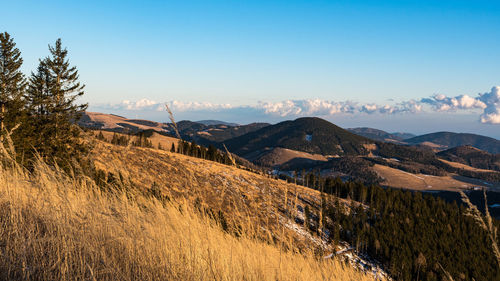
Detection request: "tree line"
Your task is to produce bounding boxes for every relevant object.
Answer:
[175,140,233,165]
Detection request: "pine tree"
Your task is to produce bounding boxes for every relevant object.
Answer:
[96,131,105,141]
[111,133,119,144]
[170,142,175,152]
[0,32,26,137]
[25,39,88,167]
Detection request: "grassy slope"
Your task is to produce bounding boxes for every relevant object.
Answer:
[92,140,344,250]
[0,140,374,280]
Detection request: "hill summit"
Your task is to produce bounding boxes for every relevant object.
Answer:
[225,117,373,157]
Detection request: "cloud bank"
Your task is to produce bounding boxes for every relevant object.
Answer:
[94,86,500,124]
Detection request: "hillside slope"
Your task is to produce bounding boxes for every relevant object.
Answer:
[92,141,331,249]
[0,146,375,281]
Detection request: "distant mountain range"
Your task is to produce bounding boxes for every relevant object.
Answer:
[347,127,415,143]
[348,127,500,154]
[405,132,500,154]
[78,112,269,145]
[79,112,500,189]
[195,120,239,126]
[80,112,500,155]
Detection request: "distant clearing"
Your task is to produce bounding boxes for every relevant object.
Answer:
[373,164,499,191]
[248,147,328,167]
[439,158,495,173]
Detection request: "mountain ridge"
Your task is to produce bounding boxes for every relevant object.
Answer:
[347,127,414,143]
[224,117,373,157]
[406,132,500,154]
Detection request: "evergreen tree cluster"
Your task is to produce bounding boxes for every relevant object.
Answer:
[100,131,154,148]
[110,133,130,146]
[0,32,87,169]
[132,131,153,148]
[284,171,499,281]
[176,140,232,165]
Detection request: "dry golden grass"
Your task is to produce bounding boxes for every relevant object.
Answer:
[0,143,374,280]
[91,140,356,251]
[249,147,328,167]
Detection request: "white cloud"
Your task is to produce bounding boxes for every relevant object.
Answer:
[421,94,486,111]
[167,101,233,112]
[376,100,422,114]
[419,87,500,124]
[361,103,378,114]
[92,86,500,124]
[120,98,164,111]
[257,99,357,116]
[479,86,500,124]
[99,99,234,112]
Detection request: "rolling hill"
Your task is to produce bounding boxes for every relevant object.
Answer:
[176,120,269,144]
[195,120,239,126]
[405,132,500,154]
[437,145,500,171]
[78,112,168,133]
[224,117,373,158]
[78,112,269,145]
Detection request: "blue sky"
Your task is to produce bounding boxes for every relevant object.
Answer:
[2,0,500,137]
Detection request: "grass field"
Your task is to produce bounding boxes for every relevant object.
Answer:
[373,164,493,191]
[0,139,375,280]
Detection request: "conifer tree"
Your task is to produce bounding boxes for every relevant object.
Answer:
[0,32,26,136]
[25,39,88,167]
[96,131,105,141]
